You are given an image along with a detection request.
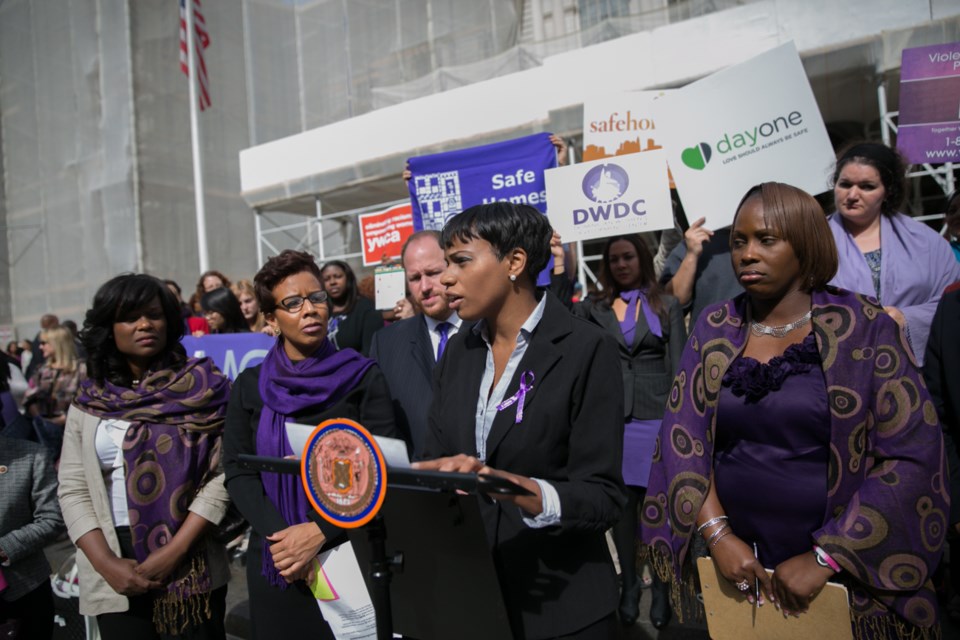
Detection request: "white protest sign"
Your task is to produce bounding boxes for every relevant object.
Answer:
[583,91,668,161]
[374,265,406,310]
[653,42,835,230]
[545,150,673,243]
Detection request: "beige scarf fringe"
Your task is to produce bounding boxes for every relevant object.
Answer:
[152,552,213,635]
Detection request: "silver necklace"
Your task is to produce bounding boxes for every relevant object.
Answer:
[750,310,812,338]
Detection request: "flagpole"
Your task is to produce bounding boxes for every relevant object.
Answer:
[185,1,210,273]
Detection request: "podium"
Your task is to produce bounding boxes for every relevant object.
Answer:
[238,455,515,640]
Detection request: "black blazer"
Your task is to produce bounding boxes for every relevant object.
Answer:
[370,315,465,458]
[573,294,686,419]
[422,294,626,640]
[330,296,383,356]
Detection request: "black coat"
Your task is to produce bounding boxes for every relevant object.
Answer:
[924,285,960,524]
[369,315,450,458]
[422,294,627,640]
[573,294,685,419]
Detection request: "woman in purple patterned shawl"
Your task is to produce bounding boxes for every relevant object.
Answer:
[58,274,232,639]
[641,183,947,639]
[222,250,396,639]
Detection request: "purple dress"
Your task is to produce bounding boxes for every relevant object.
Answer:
[619,315,661,488]
[713,333,831,568]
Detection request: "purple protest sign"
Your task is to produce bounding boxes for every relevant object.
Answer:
[897,42,960,164]
[181,333,275,381]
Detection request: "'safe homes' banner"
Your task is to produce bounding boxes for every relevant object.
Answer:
[582,91,668,161]
[359,203,414,266]
[653,42,835,230]
[407,132,557,231]
[545,151,673,243]
[182,333,275,381]
[897,41,960,165]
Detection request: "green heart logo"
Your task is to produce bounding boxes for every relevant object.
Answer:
[681,144,708,170]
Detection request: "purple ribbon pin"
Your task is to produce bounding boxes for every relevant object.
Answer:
[496,371,534,424]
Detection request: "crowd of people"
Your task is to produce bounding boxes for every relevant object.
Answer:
[0,140,958,640]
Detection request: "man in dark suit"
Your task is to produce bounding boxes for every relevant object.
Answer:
[370,231,462,457]
[924,282,960,620]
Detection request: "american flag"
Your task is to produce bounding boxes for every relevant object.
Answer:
[179,0,211,111]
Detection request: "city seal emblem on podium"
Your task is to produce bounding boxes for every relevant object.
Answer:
[301,418,387,528]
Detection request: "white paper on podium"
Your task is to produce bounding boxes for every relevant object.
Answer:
[285,422,411,468]
[309,542,377,640]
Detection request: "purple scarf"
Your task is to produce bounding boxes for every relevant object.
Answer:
[256,338,374,586]
[74,357,230,633]
[828,211,960,365]
[619,289,662,341]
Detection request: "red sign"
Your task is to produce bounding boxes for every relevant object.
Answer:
[358,203,414,266]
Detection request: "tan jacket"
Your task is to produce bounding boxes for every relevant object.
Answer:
[58,406,231,616]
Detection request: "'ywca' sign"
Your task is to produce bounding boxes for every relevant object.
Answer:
[181,333,275,380]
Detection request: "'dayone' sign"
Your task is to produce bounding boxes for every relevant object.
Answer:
[653,41,835,230]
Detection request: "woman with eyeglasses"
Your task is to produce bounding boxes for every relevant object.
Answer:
[222,250,397,638]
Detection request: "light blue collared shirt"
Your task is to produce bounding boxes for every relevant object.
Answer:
[473,294,560,528]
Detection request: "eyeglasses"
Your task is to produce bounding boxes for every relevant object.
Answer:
[277,291,328,313]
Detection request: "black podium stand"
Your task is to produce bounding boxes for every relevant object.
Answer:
[238,455,514,640]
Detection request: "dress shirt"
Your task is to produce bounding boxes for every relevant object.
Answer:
[473,295,560,528]
[424,312,462,360]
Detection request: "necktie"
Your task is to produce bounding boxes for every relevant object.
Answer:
[436,322,452,360]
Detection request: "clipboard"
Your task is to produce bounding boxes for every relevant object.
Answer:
[697,557,853,640]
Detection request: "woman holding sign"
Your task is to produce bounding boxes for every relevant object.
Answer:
[573,234,685,629]
[223,250,395,638]
[58,274,232,639]
[416,202,627,640]
[828,142,960,364]
[641,182,946,638]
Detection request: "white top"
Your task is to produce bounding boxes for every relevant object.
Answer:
[94,418,132,527]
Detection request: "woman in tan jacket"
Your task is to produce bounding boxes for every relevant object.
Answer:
[58,274,232,639]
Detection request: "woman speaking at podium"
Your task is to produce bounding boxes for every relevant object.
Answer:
[415,202,627,640]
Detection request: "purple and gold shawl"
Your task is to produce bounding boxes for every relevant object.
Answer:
[640,287,947,638]
[75,356,230,633]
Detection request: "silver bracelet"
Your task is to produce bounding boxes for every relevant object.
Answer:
[706,523,731,547]
[697,515,728,534]
[710,529,733,548]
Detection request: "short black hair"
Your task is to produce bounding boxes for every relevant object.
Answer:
[832,142,907,216]
[254,250,323,314]
[81,273,185,386]
[200,287,249,333]
[440,202,552,285]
